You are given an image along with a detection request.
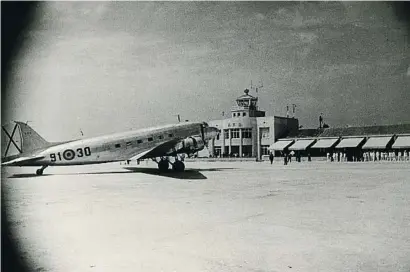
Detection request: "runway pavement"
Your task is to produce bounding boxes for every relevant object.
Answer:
[2,161,410,272]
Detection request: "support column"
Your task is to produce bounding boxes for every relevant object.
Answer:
[209,138,215,157]
[239,128,243,157]
[221,129,225,157]
[251,128,256,157]
[228,129,232,155]
[256,127,261,159]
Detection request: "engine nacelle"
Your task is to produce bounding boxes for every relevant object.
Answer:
[171,136,205,155]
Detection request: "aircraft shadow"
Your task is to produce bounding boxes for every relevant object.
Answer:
[6,167,236,180]
[6,173,53,179]
[122,167,208,180]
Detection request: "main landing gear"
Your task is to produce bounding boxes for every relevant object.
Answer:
[154,157,185,172]
[36,165,48,176]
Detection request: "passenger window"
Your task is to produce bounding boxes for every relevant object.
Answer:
[158,135,163,140]
[137,139,143,144]
[148,137,153,142]
[168,133,174,138]
[115,143,121,148]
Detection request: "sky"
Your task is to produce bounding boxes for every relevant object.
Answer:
[2,1,410,143]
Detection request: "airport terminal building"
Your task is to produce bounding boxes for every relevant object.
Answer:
[207,89,299,159]
[205,88,410,161]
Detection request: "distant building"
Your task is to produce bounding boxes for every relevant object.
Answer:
[207,89,299,159]
[269,123,410,162]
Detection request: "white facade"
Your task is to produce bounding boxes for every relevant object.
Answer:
[206,89,299,159]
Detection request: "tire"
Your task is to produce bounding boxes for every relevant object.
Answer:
[173,161,185,172]
[158,160,169,171]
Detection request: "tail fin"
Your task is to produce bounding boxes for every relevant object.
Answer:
[15,122,50,153]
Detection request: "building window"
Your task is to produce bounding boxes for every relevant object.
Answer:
[260,127,270,138]
[224,129,229,139]
[261,145,270,155]
[216,133,220,140]
[231,128,240,138]
[115,143,121,148]
[148,137,153,142]
[137,139,143,144]
[233,113,236,117]
[241,128,252,138]
[214,147,221,156]
[243,112,246,117]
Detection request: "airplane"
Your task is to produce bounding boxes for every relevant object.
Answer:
[1,121,220,175]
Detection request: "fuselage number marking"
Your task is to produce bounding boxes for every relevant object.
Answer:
[50,147,91,162]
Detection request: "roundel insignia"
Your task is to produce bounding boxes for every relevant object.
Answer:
[63,149,75,160]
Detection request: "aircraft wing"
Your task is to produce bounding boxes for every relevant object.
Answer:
[1,155,45,166]
[130,138,182,161]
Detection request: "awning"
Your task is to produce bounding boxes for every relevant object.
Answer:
[362,136,393,149]
[288,139,316,151]
[392,135,410,149]
[269,140,294,151]
[335,137,365,148]
[310,138,339,149]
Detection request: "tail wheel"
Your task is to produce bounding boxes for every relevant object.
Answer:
[158,159,169,171]
[172,160,185,172]
[36,169,43,176]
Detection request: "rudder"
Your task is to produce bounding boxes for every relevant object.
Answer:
[15,122,50,153]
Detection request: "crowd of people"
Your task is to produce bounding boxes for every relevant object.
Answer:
[267,150,410,165]
[325,150,410,162]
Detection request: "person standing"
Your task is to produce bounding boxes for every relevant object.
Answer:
[269,152,274,165]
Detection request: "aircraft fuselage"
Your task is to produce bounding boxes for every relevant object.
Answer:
[17,122,204,166]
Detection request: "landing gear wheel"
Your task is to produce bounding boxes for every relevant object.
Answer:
[172,160,185,172]
[158,159,170,171]
[36,165,48,176]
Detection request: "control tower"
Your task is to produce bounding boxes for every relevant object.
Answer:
[231,89,266,118]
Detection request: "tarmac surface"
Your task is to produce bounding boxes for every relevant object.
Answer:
[2,161,410,272]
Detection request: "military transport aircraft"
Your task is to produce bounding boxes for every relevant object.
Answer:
[1,121,219,175]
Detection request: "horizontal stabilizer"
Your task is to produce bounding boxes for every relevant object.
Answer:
[1,155,45,166]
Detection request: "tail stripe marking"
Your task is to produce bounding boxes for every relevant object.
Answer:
[2,124,22,156]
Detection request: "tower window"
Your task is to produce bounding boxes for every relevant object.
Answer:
[260,127,270,138]
[231,128,240,138]
[242,128,252,138]
[243,112,246,117]
[233,113,236,117]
